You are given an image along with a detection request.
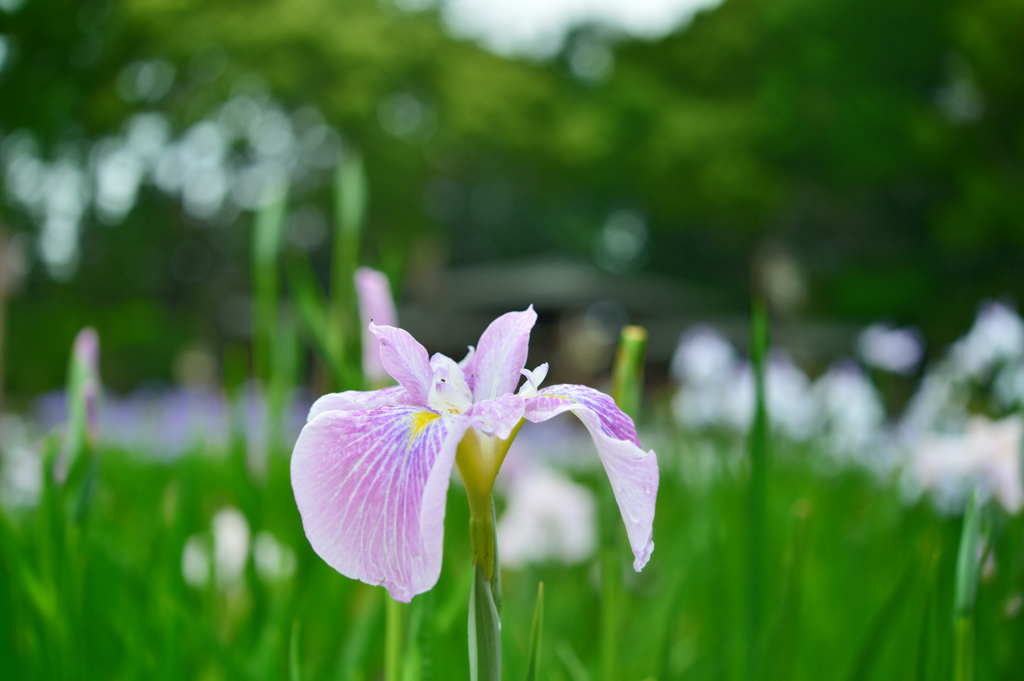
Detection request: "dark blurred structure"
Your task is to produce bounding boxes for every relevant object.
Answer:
[1,0,1023,400]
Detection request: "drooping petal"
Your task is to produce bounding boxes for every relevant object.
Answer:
[524,385,657,570]
[369,323,433,406]
[308,386,415,421]
[525,385,639,445]
[355,267,399,385]
[471,306,537,403]
[291,407,470,601]
[467,393,526,439]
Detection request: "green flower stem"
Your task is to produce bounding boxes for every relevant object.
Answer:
[953,489,981,681]
[602,325,648,681]
[457,423,525,681]
[748,298,769,668]
[469,558,502,681]
[456,420,524,585]
[466,496,502,681]
[611,325,648,421]
[385,595,403,681]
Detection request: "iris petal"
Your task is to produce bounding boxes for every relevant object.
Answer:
[471,306,537,403]
[308,386,415,421]
[291,406,470,601]
[524,385,658,570]
[467,394,526,439]
[368,323,433,406]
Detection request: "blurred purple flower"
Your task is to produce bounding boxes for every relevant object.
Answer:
[290,306,659,602]
[355,267,398,386]
[857,324,923,375]
[34,385,311,459]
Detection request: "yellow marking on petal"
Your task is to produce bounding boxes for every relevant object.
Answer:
[409,410,440,439]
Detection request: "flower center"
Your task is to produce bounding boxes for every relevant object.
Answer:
[427,355,473,415]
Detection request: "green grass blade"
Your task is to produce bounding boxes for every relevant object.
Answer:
[286,255,348,386]
[954,490,981,616]
[844,558,918,681]
[953,489,982,681]
[252,183,288,382]
[524,582,544,681]
[336,587,383,681]
[555,640,591,681]
[747,298,769,669]
[290,620,302,681]
[329,150,366,367]
[914,552,940,681]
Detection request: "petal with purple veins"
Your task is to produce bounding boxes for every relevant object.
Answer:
[291,406,470,602]
[525,384,639,446]
[524,384,657,570]
[471,306,537,403]
[467,393,526,439]
[369,323,433,406]
[308,386,415,421]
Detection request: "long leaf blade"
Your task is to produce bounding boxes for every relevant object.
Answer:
[524,582,544,681]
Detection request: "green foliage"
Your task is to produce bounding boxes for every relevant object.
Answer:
[524,583,544,681]
[5,430,1023,680]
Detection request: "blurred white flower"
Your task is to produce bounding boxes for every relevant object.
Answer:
[497,468,596,568]
[181,534,211,588]
[814,362,890,469]
[899,368,969,441]
[671,338,820,441]
[764,352,820,441]
[857,324,923,375]
[993,362,1024,411]
[253,531,297,582]
[212,507,250,587]
[669,326,745,431]
[669,326,737,386]
[0,415,42,509]
[911,414,1023,514]
[951,301,1024,380]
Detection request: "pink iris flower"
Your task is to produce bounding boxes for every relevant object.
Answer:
[354,267,398,387]
[290,306,659,602]
[73,328,101,433]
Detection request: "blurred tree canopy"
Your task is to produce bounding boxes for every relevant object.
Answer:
[1,0,1022,397]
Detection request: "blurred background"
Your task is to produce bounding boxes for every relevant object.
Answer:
[2,0,1024,679]
[2,0,1023,398]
